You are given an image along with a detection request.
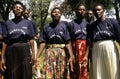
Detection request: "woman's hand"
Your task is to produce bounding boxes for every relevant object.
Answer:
[68,55,75,72]
[31,54,35,65]
[81,57,88,67]
[34,58,40,70]
[1,58,6,71]
[33,57,41,78]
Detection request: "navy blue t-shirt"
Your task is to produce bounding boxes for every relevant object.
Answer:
[3,19,36,43]
[0,22,4,45]
[40,21,70,44]
[0,22,4,36]
[29,20,38,35]
[87,18,120,42]
[68,18,88,40]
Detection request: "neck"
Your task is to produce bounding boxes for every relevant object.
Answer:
[14,16,22,20]
[97,16,105,21]
[52,19,59,24]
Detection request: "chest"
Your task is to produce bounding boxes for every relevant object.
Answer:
[6,21,29,35]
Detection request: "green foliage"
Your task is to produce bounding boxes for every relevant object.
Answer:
[61,0,119,20]
[0,0,14,21]
[67,0,113,10]
[29,0,51,31]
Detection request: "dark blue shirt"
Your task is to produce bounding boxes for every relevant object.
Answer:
[40,21,70,44]
[0,22,4,36]
[68,18,88,40]
[28,20,38,35]
[0,22,4,45]
[3,19,36,43]
[87,18,120,42]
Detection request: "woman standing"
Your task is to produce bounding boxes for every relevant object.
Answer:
[36,7,75,79]
[1,1,37,79]
[87,3,120,79]
[68,4,88,79]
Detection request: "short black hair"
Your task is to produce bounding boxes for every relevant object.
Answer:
[93,3,105,10]
[11,1,25,10]
[51,7,61,14]
[75,4,86,11]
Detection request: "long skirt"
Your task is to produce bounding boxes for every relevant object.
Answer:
[39,45,70,79]
[71,40,88,79]
[4,42,32,79]
[92,40,120,79]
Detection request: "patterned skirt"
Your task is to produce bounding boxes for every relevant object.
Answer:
[71,40,88,79]
[39,44,70,79]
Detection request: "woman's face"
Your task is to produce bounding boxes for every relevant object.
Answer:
[23,9,29,19]
[13,4,24,17]
[87,10,94,19]
[93,5,104,19]
[76,5,86,18]
[51,8,61,21]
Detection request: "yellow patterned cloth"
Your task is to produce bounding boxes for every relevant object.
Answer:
[47,44,65,48]
[39,45,69,79]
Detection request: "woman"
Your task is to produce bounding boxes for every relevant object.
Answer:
[68,4,88,79]
[87,3,120,79]
[1,1,37,79]
[36,7,75,79]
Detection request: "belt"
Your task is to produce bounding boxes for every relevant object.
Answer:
[47,44,65,48]
[7,39,28,45]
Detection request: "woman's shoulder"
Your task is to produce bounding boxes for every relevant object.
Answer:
[5,19,12,23]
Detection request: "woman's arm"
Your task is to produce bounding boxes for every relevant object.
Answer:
[65,41,75,72]
[36,42,46,60]
[29,39,35,64]
[1,42,7,71]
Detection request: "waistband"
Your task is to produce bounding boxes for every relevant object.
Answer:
[47,44,65,48]
[7,39,28,45]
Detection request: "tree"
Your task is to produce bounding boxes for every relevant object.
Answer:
[29,0,51,31]
[0,0,14,21]
[113,0,120,20]
[61,0,118,19]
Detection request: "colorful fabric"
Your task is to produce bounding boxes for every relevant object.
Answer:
[39,46,69,79]
[71,40,88,79]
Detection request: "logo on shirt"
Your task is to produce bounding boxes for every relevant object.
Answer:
[10,29,26,35]
[75,29,86,35]
[22,26,28,29]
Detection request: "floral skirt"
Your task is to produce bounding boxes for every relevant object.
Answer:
[40,45,70,79]
[71,40,88,79]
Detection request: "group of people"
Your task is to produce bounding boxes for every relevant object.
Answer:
[0,1,120,79]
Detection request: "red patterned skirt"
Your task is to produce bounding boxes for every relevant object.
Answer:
[71,40,88,79]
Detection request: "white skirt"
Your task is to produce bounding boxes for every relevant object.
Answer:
[92,40,120,79]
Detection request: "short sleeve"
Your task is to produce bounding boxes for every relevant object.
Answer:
[0,22,3,35]
[31,20,38,35]
[111,19,120,42]
[2,22,8,39]
[64,22,70,41]
[39,25,47,42]
[28,21,38,38]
